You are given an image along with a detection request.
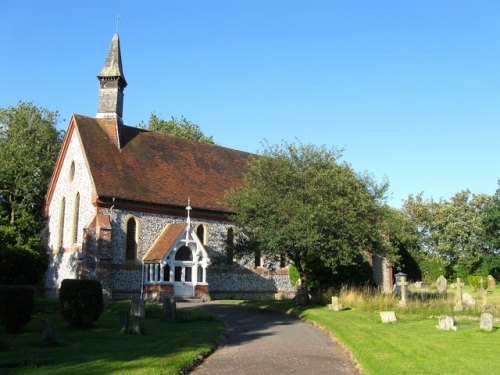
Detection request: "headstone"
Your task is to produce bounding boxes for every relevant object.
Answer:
[487,275,496,289]
[397,276,410,308]
[131,296,145,318]
[479,287,488,307]
[479,313,493,332]
[380,311,397,323]
[274,292,286,300]
[414,281,422,289]
[436,316,457,331]
[329,296,342,311]
[462,293,476,307]
[453,278,465,311]
[41,319,58,344]
[119,309,130,333]
[437,275,447,297]
[131,317,142,335]
[162,297,176,323]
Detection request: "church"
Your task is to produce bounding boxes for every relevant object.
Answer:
[43,33,295,300]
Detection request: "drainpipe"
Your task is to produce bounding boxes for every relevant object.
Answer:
[141,261,144,299]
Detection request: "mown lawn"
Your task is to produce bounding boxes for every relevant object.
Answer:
[0,300,224,375]
[242,290,499,375]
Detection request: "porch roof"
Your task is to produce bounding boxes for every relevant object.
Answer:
[143,223,185,262]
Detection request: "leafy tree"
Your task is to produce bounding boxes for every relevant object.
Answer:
[226,141,390,298]
[483,182,500,250]
[0,102,63,235]
[402,191,493,279]
[141,113,214,144]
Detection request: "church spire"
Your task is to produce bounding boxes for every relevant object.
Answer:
[96,33,127,122]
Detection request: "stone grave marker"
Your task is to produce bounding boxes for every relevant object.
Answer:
[119,309,130,333]
[453,278,465,311]
[131,296,145,318]
[479,313,493,332]
[162,297,176,323]
[329,296,342,311]
[437,275,447,297]
[462,293,475,307]
[436,316,457,331]
[479,287,488,307]
[380,311,397,323]
[397,276,409,308]
[42,318,58,344]
[131,317,142,335]
[487,275,496,289]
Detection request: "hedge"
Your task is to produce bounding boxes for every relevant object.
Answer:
[59,279,103,327]
[0,285,34,333]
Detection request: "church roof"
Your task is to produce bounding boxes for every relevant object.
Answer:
[143,223,186,262]
[98,33,127,86]
[73,115,251,213]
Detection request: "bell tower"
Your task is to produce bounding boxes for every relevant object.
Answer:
[96,33,127,122]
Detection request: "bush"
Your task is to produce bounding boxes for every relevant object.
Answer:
[467,275,487,291]
[59,279,103,327]
[0,285,34,333]
[288,265,300,286]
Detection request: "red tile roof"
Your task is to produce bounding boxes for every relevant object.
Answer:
[74,115,251,212]
[143,223,185,261]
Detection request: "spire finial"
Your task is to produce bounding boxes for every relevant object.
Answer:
[186,197,192,225]
[115,14,121,34]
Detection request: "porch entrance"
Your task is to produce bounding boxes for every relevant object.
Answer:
[173,246,195,297]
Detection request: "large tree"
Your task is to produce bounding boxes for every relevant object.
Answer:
[0,101,63,234]
[141,113,214,144]
[226,142,391,296]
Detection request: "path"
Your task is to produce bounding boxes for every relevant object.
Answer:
[179,302,361,375]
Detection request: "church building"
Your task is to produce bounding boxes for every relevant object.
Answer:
[43,33,295,300]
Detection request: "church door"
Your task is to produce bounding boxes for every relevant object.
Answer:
[173,245,195,297]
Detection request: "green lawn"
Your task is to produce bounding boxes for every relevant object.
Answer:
[0,300,224,375]
[241,289,500,375]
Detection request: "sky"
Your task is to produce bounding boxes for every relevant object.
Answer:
[1,0,499,208]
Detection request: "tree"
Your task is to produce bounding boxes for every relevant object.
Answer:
[141,113,214,144]
[483,182,500,250]
[0,102,63,235]
[226,141,390,297]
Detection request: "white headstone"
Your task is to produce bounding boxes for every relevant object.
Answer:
[329,296,341,311]
[437,275,447,296]
[462,293,476,306]
[479,313,493,332]
[380,311,397,323]
[436,316,457,331]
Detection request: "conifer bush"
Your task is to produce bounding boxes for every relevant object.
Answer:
[0,285,34,333]
[59,279,103,327]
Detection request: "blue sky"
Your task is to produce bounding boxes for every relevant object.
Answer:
[1,0,499,207]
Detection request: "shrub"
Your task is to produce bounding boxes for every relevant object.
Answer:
[59,279,103,327]
[467,275,486,291]
[288,265,300,286]
[0,285,34,333]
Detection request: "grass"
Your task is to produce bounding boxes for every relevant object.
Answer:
[240,286,500,375]
[0,299,224,375]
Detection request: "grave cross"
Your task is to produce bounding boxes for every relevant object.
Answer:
[454,277,465,311]
[398,276,409,308]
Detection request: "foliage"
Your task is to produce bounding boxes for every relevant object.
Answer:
[483,182,500,250]
[59,279,103,327]
[402,190,493,279]
[0,285,34,333]
[141,112,214,144]
[226,141,391,294]
[0,101,63,235]
[0,224,48,285]
[288,264,300,286]
[466,275,486,290]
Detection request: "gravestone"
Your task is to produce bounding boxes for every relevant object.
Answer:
[462,293,475,307]
[329,296,342,311]
[479,313,493,332]
[487,275,496,289]
[131,317,142,335]
[479,287,488,307]
[453,278,464,311]
[163,297,176,323]
[131,296,145,318]
[119,309,130,333]
[436,275,447,297]
[397,276,410,308]
[380,311,397,323]
[42,319,58,344]
[436,316,457,331]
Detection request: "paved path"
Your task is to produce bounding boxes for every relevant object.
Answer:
[180,302,361,375]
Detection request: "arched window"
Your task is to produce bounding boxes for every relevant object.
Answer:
[68,161,75,182]
[255,249,262,268]
[226,227,234,265]
[175,246,193,261]
[125,217,137,261]
[72,193,80,244]
[58,197,66,249]
[196,224,206,245]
